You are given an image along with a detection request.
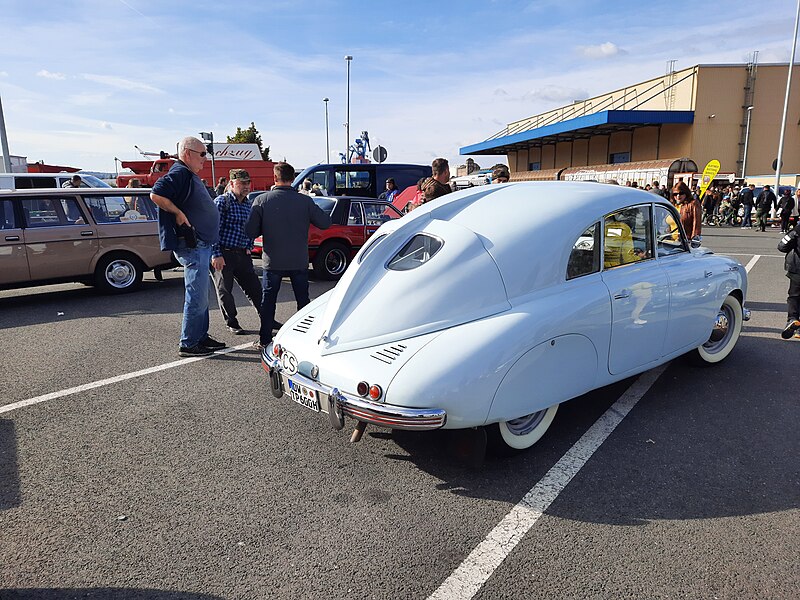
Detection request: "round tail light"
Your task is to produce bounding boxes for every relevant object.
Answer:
[272,344,282,357]
[368,385,382,401]
[356,381,369,397]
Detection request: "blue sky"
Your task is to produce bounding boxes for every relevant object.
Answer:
[0,0,798,173]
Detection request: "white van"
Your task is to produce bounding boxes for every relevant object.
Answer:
[0,172,111,190]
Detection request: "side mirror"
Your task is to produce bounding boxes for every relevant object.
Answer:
[690,237,702,249]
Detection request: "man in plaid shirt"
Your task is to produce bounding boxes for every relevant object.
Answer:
[210,169,263,334]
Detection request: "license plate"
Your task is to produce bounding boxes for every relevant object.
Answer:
[287,378,320,412]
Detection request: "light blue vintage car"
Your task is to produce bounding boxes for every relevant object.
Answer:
[261,182,749,452]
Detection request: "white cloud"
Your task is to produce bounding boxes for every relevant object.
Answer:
[523,85,590,103]
[0,71,8,77]
[101,122,113,130]
[82,74,162,94]
[579,42,625,59]
[36,69,65,80]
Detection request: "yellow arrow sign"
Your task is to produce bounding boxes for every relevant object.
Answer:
[698,159,720,200]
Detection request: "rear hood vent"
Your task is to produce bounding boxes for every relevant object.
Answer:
[370,344,407,365]
[292,315,315,333]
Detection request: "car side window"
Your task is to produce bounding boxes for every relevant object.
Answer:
[1,199,17,229]
[654,205,688,257]
[21,197,86,227]
[388,234,443,271]
[348,202,364,225]
[335,169,373,195]
[362,203,394,226]
[603,205,652,269]
[84,194,158,223]
[567,223,600,280]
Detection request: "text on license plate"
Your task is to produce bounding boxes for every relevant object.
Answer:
[288,378,320,412]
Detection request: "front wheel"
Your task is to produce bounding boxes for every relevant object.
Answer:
[94,253,144,293]
[488,404,559,454]
[312,241,350,280]
[689,295,743,366]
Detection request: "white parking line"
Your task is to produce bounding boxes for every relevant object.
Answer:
[745,255,761,272]
[0,343,254,415]
[429,253,761,599]
[427,364,667,600]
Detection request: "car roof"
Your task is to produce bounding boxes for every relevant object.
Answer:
[398,181,674,297]
[0,188,149,196]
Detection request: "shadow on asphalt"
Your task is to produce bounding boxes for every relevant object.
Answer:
[0,590,223,600]
[384,337,800,525]
[745,300,789,313]
[0,419,20,510]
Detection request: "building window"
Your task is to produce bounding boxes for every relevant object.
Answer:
[609,152,630,164]
[529,162,541,171]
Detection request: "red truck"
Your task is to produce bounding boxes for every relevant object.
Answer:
[117,156,276,190]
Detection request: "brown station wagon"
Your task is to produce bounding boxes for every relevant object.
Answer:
[0,188,174,293]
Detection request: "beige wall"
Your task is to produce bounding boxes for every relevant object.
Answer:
[499,64,800,177]
[632,127,659,161]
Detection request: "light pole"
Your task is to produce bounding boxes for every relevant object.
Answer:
[199,131,215,187]
[741,106,754,179]
[774,0,800,220]
[0,95,12,174]
[323,97,330,163]
[344,55,353,163]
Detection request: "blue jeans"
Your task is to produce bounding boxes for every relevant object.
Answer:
[742,204,753,227]
[260,269,310,344]
[173,240,213,348]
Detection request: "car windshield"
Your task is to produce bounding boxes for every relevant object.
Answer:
[314,197,336,214]
[77,174,111,188]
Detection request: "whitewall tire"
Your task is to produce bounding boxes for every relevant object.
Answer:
[496,404,559,451]
[691,294,743,365]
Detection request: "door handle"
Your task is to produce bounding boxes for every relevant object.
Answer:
[80,230,94,236]
[705,270,713,278]
[613,290,631,300]
[5,235,20,241]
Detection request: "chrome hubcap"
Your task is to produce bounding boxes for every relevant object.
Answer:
[325,249,347,275]
[106,260,135,288]
[505,409,548,436]
[703,305,733,353]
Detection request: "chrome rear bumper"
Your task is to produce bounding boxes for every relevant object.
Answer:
[261,348,446,431]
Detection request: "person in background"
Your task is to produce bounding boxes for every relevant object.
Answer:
[214,176,227,197]
[378,178,400,202]
[299,179,314,196]
[150,136,225,357]
[419,158,452,204]
[211,169,263,335]
[201,178,215,199]
[777,188,795,234]
[755,184,777,232]
[62,174,82,188]
[672,182,702,241]
[740,183,755,229]
[777,220,800,339]
[492,166,510,184]
[245,162,332,350]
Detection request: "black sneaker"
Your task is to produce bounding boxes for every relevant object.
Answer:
[227,321,245,335]
[200,335,227,349]
[781,319,800,340]
[179,344,214,357]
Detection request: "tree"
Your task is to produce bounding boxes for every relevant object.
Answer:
[227,122,270,161]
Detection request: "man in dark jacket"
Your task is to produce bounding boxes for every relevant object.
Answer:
[777,188,795,233]
[778,224,800,339]
[755,185,777,232]
[245,162,332,348]
[420,158,452,204]
[739,184,755,229]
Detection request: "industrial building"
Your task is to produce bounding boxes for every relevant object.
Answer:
[460,62,800,188]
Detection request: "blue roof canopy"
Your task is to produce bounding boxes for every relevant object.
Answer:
[460,110,695,155]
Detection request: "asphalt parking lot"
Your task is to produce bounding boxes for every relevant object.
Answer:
[1,226,798,599]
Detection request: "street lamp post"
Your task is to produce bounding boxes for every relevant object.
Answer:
[742,106,754,179]
[774,0,800,219]
[323,97,330,163]
[199,131,215,188]
[344,55,353,163]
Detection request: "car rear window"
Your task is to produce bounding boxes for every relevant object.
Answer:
[387,234,443,271]
[314,198,335,214]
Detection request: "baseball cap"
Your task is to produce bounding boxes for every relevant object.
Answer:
[229,168,251,181]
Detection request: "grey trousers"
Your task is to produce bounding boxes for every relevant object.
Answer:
[211,249,262,328]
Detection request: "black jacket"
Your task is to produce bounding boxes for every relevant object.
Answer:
[755,190,777,211]
[777,195,795,214]
[778,225,800,277]
[739,188,754,207]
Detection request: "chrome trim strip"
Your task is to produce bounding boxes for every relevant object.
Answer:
[743,308,751,321]
[261,345,446,431]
